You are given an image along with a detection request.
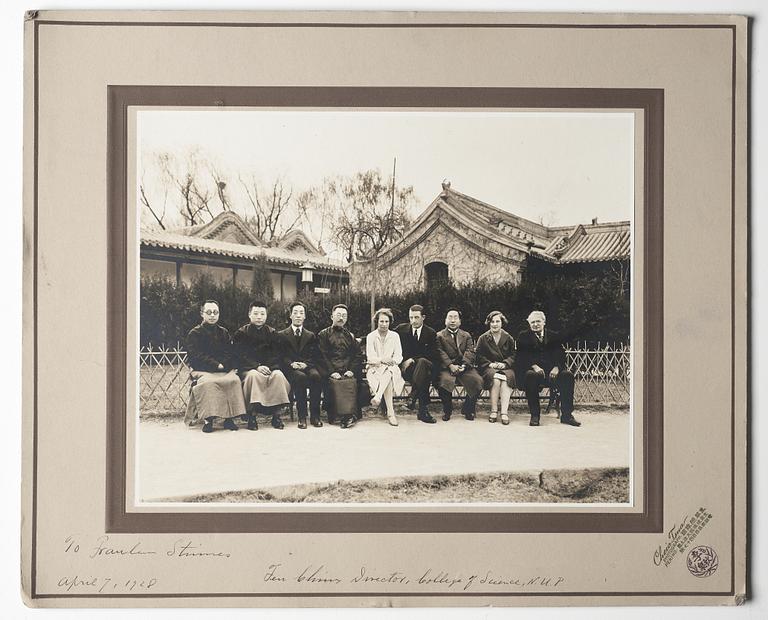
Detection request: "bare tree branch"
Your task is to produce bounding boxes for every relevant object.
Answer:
[238,175,298,243]
[139,184,167,230]
[209,165,231,211]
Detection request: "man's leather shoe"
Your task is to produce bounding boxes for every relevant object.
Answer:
[271,416,284,430]
[223,418,239,431]
[340,416,356,429]
[246,414,258,431]
[442,413,451,422]
[464,413,475,421]
[529,417,540,427]
[418,412,436,424]
[406,398,417,411]
[202,420,214,433]
[561,415,581,427]
[298,419,307,429]
[310,418,323,428]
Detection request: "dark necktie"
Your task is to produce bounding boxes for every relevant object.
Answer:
[413,329,418,341]
[295,329,301,345]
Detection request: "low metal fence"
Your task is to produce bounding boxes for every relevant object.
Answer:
[139,342,630,415]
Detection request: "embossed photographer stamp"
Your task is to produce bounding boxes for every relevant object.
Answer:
[687,546,719,578]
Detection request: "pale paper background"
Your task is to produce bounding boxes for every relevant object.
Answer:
[6,2,762,620]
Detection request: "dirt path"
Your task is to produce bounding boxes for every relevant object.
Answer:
[138,407,631,503]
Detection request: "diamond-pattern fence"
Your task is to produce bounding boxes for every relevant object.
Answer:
[140,342,630,416]
[139,344,193,415]
[566,342,630,405]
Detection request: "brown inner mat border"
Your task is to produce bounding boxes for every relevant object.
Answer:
[106,86,664,534]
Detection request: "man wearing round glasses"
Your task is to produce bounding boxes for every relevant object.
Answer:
[184,299,247,433]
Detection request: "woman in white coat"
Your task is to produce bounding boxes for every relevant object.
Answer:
[366,308,405,426]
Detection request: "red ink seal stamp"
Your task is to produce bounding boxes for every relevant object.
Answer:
[686,546,719,578]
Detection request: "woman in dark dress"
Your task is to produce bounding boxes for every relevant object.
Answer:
[475,310,517,425]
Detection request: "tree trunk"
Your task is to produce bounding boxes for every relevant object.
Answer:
[370,253,378,331]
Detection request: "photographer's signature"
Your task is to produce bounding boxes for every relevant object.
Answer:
[653,507,712,568]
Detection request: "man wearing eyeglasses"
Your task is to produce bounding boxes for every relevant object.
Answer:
[184,299,247,433]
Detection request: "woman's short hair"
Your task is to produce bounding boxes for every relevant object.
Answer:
[485,310,508,326]
[373,307,394,325]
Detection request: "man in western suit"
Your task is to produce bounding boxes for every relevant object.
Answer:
[278,301,323,429]
[515,310,580,427]
[435,308,483,421]
[394,304,437,423]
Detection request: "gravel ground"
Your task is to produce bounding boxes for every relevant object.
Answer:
[138,404,631,503]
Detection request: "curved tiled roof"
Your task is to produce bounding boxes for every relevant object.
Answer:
[541,222,631,263]
[167,211,263,246]
[141,229,348,272]
[368,185,630,265]
[557,229,631,263]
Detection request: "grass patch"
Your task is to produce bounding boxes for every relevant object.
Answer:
[163,468,629,504]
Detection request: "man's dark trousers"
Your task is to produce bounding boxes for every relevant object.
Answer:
[289,368,322,422]
[402,358,433,414]
[523,369,575,420]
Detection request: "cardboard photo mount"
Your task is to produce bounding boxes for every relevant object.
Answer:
[22,11,748,608]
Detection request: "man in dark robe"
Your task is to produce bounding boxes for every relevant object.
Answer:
[316,304,365,429]
[233,301,291,430]
[184,300,246,433]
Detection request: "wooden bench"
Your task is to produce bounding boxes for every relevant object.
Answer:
[191,370,560,421]
[396,381,560,412]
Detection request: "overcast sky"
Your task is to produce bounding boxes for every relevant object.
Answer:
[138,109,634,233]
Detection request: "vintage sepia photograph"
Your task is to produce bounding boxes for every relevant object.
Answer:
[135,109,634,505]
[22,9,750,609]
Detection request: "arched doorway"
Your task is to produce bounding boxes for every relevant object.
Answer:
[424,261,449,289]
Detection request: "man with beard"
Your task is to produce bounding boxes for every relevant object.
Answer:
[316,304,364,429]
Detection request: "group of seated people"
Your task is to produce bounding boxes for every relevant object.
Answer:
[184,299,581,434]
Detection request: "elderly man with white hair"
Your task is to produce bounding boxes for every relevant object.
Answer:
[514,310,580,427]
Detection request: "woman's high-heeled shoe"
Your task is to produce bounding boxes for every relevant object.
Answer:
[489,411,498,423]
[388,415,398,426]
[501,413,510,425]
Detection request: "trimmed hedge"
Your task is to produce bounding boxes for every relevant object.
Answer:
[140,267,629,348]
